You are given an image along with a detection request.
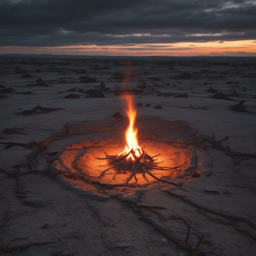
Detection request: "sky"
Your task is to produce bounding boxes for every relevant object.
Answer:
[0,0,256,56]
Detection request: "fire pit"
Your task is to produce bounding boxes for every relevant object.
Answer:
[50,95,203,195]
[96,95,185,190]
[48,111,212,207]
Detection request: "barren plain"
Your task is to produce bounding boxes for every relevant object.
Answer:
[0,56,256,256]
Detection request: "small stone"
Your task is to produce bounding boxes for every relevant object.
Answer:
[80,75,97,83]
[136,103,142,107]
[230,100,247,112]
[3,128,25,134]
[59,80,67,84]
[160,238,168,243]
[116,242,132,248]
[206,86,218,93]
[223,190,232,195]
[175,93,188,98]
[81,191,109,201]
[64,93,80,99]
[85,89,105,98]
[121,190,142,203]
[191,171,200,178]
[0,87,13,94]
[212,92,233,101]
[16,91,33,95]
[112,112,123,118]
[154,105,162,109]
[36,78,49,87]
[33,69,42,73]
[146,103,151,107]
[41,224,51,229]
[204,187,219,194]
[21,73,32,78]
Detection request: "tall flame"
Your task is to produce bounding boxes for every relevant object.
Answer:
[125,95,138,150]
[118,95,142,161]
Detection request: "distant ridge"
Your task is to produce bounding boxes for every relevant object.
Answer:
[0,54,256,62]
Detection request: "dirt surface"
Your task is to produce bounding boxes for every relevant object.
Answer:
[1,57,256,256]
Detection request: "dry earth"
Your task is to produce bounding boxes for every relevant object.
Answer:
[0,56,256,256]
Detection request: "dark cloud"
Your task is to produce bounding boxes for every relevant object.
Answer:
[0,0,256,46]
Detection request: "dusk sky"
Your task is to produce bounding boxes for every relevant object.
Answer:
[1,0,256,56]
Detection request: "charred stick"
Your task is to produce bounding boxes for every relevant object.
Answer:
[134,152,144,165]
[145,169,187,192]
[112,167,123,180]
[105,117,125,127]
[135,203,166,210]
[97,156,115,160]
[170,216,204,234]
[195,233,204,252]
[96,150,115,160]
[115,148,134,162]
[143,152,154,164]
[219,136,229,143]
[142,171,149,182]
[132,164,137,182]
[1,142,38,149]
[185,225,191,243]
[151,162,186,171]
[132,206,192,253]
[98,149,135,177]
[126,164,137,184]
[98,165,118,177]
[151,153,161,159]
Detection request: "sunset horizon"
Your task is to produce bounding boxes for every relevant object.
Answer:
[1,0,256,57]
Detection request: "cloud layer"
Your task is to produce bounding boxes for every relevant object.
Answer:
[1,0,256,47]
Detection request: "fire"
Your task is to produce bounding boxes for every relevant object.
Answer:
[125,95,138,150]
[97,94,184,190]
[97,94,183,190]
[118,95,142,161]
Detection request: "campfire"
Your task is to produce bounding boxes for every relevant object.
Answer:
[98,95,184,190]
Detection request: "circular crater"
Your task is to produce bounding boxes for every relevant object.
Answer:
[74,139,190,185]
[51,138,191,189]
[49,118,208,199]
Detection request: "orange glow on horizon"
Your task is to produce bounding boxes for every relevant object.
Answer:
[0,40,256,56]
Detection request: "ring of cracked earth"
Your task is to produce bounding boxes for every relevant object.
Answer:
[49,117,211,201]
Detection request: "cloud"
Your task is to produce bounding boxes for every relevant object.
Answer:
[0,0,256,47]
[209,51,256,56]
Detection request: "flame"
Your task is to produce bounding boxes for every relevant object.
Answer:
[118,95,142,161]
[125,95,138,150]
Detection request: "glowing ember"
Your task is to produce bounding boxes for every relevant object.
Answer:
[117,95,143,161]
